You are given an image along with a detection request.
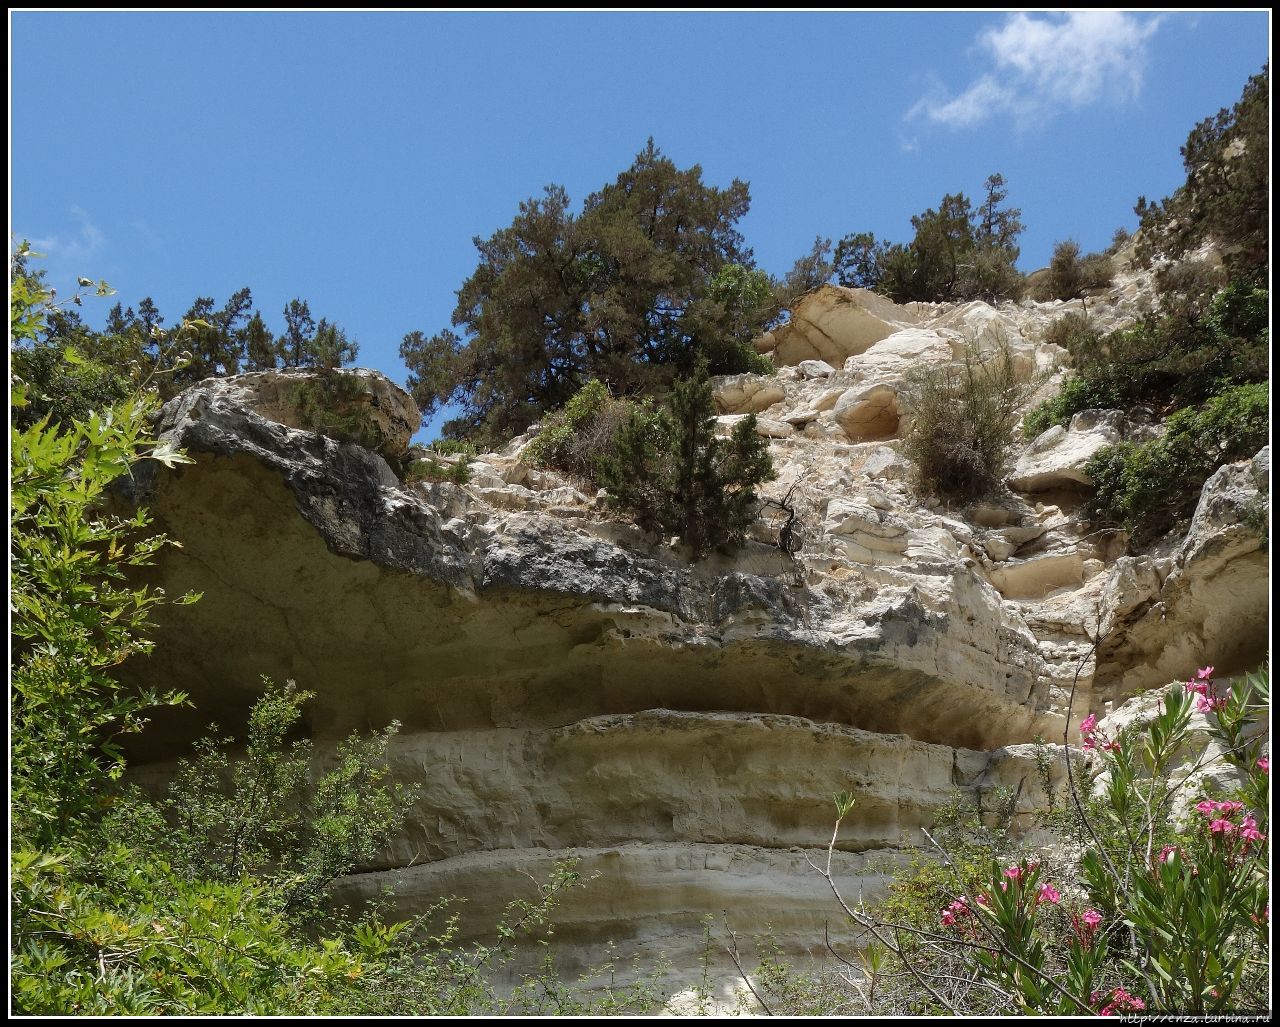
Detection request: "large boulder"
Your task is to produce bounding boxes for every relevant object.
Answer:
[162,367,421,461]
[1008,410,1124,492]
[765,286,918,366]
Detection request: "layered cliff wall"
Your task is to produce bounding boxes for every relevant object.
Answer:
[118,275,1268,989]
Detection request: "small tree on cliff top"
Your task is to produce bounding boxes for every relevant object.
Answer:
[598,368,775,561]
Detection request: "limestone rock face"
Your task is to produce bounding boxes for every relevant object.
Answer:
[169,367,422,461]
[1009,412,1123,492]
[119,263,1267,992]
[764,285,918,365]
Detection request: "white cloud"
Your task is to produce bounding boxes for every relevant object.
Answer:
[911,11,1161,130]
[29,205,106,262]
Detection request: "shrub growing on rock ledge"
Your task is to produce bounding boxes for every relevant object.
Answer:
[901,344,1030,504]
[598,368,775,560]
[1085,382,1268,544]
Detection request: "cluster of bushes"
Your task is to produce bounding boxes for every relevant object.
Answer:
[1030,240,1115,302]
[522,374,775,560]
[831,173,1027,304]
[1085,382,1268,543]
[12,245,358,405]
[402,439,475,485]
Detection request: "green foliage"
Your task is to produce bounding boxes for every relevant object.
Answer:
[1022,371,1125,439]
[1032,239,1114,302]
[159,678,419,918]
[1086,383,1268,542]
[400,140,766,445]
[287,371,388,456]
[12,847,367,1015]
[10,340,134,431]
[832,231,886,290]
[1136,66,1268,278]
[521,378,654,486]
[10,267,197,846]
[901,344,1031,503]
[38,276,357,400]
[597,368,775,560]
[875,174,1025,304]
[404,449,472,485]
[807,666,1269,1016]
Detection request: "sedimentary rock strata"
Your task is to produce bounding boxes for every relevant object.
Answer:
[119,272,1268,989]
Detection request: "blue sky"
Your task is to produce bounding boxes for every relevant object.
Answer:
[10,10,1270,439]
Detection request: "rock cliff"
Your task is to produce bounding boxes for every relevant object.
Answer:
[118,273,1268,990]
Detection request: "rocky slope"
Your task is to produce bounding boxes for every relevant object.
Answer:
[118,270,1268,992]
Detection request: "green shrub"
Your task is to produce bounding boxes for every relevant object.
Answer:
[523,379,648,486]
[1033,240,1114,302]
[1086,382,1268,542]
[10,342,134,431]
[597,368,775,560]
[288,371,389,455]
[524,379,610,467]
[1022,371,1126,439]
[902,345,1031,503]
[804,666,1269,1015]
[405,452,472,485]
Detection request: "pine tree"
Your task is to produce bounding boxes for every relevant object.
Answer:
[598,368,774,560]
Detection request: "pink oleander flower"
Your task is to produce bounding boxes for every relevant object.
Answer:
[1195,800,1218,816]
[1099,987,1145,1015]
[1004,865,1025,882]
[1080,713,1098,736]
[1195,694,1227,714]
[941,909,957,926]
[1214,800,1244,815]
[1038,882,1062,904]
[1101,739,1121,752]
[1239,816,1265,843]
[1158,844,1182,863]
[1209,818,1236,835]
[1185,678,1211,696]
[1196,665,1215,680]
[1082,909,1102,928]
[1259,756,1270,773]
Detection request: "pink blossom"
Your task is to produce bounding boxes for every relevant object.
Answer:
[1101,739,1121,752]
[1259,756,1270,773]
[1185,679,1210,696]
[941,909,957,926]
[1158,844,1182,863]
[1082,909,1102,928]
[1209,818,1236,835]
[1195,694,1227,714]
[1038,882,1062,904]
[1239,816,1265,843]
[1080,713,1098,734]
[1004,865,1025,882]
[1099,987,1145,1015]
[1195,800,1218,816]
[1196,666,1215,680]
[1214,800,1244,815]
